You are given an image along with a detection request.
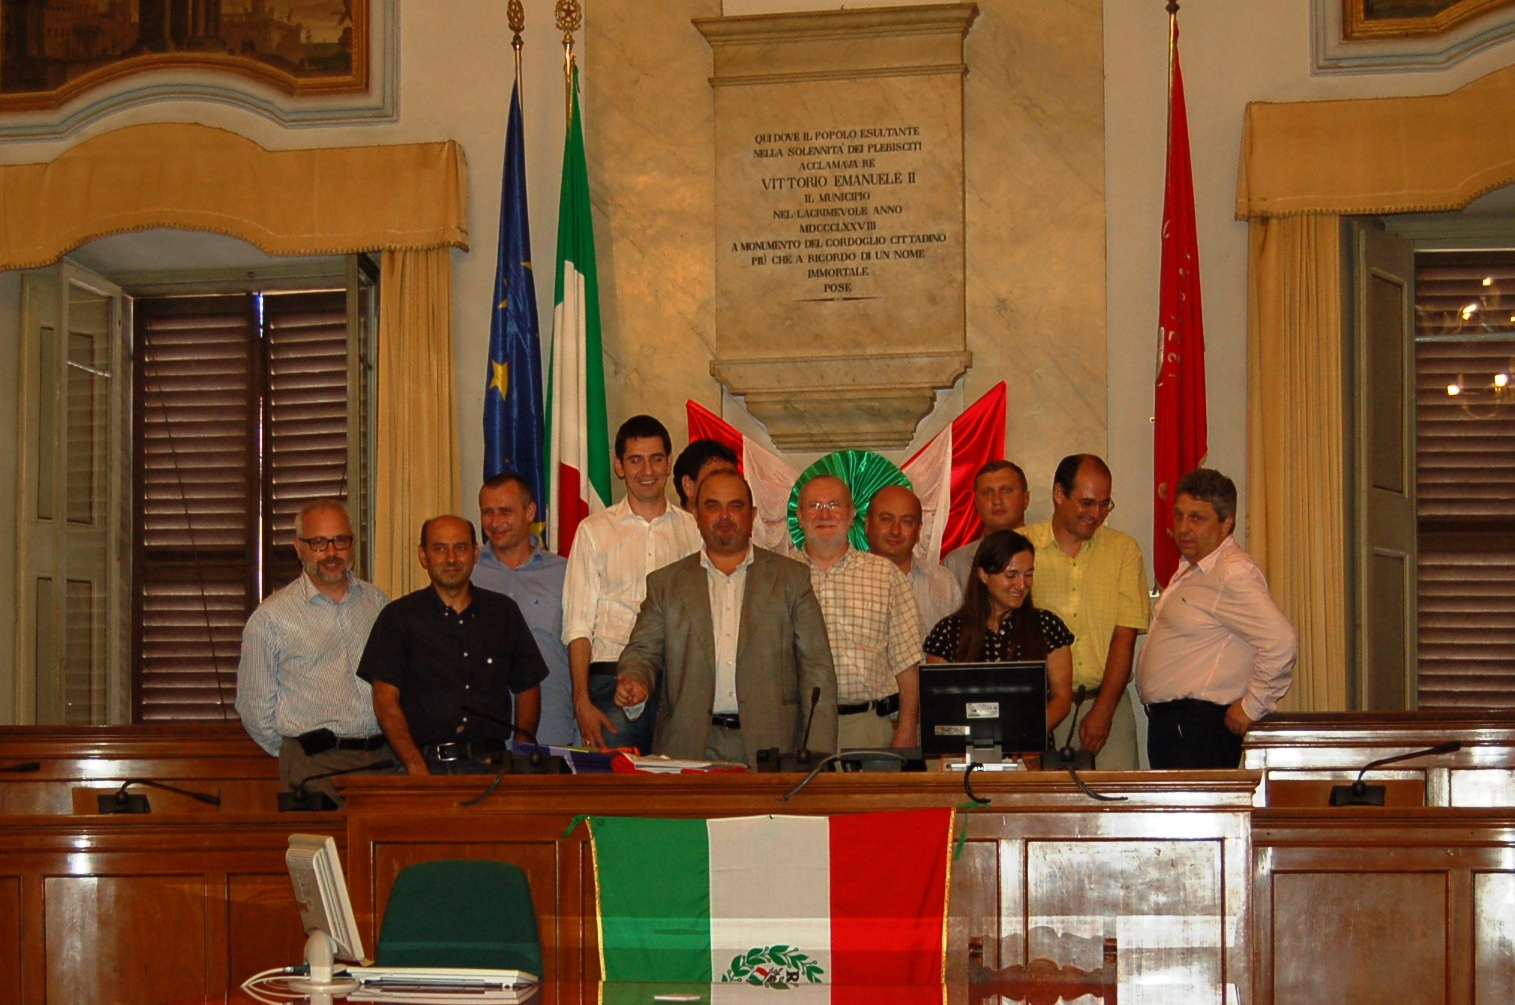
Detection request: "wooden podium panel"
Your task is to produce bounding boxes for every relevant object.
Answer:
[1242,711,1515,807]
[340,770,1258,996]
[1252,808,1515,1005]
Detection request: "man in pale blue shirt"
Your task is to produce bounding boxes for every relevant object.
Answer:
[236,498,390,804]
[473,472,577,746]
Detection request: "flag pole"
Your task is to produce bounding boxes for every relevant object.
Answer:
[557,0,581,129]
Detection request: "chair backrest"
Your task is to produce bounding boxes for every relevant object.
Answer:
[376,859,542,974]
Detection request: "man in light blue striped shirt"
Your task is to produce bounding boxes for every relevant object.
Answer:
[235,499,390,804]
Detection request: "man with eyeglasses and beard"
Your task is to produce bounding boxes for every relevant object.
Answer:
[1022,454,1152,770]
[236,498,392,806]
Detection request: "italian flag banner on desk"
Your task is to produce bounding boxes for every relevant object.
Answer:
[588,808,953,986]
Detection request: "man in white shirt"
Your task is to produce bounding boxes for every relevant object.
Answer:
[865,484,961,638]
[561,415,701,751]
[1138,468,1298,769]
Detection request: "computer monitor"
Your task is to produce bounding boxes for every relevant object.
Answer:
[286,833,366,995]
[918,661,1047,762]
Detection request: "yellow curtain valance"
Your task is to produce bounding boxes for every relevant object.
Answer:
[0,122,469,270]
[1237,62,1515,219]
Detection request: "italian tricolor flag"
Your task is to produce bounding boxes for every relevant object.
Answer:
[545,63,611,555]
[588,809,954,986]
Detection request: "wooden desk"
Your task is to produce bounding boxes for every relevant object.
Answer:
[1242,711,1515,807]
[0,724,280,815]
[339,770,1258,996]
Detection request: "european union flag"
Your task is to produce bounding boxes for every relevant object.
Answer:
[484,78,544,505]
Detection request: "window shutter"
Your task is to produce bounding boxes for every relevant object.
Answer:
[1413,251,1515,708]
[261,290,351,593]
[132,296,258,720]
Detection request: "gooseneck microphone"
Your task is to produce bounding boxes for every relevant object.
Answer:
[279,758,397,812]
[1330,741,1463,806]
[98,778,222,814]
[795,686,823,767]
[1058,685,1088,764]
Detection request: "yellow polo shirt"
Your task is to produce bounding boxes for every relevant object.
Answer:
[1022,521,1151,690]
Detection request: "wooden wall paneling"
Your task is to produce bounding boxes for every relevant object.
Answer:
[45,874,215,1005]
[1474,871,1515,1005]
[228,873,312,990]
[0,877,19,1005]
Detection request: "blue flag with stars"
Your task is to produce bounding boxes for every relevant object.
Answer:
[484,77,544,503]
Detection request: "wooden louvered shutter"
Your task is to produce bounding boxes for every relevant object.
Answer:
[1413,251,1515,708]
[260,291,352,592]
[133,296,258,720]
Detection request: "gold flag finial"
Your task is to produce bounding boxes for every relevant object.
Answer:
[508,0,525,49]
[555,0,582,47]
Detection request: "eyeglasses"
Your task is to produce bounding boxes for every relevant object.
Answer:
[299,535,354,552]
[803,501,849,514]
[1075,498,1115,514]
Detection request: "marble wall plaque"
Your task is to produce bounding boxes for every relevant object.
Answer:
[696,4,977,449]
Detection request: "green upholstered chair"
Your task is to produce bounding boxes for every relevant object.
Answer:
[375,859,542,974]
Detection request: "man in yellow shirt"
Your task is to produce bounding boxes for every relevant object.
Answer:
[1023,454,1151,769]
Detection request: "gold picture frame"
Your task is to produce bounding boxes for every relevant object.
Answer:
[1344,0,1515,39]
[0,1,369,113]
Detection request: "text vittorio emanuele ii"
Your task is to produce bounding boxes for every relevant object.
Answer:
[731,125,948,296]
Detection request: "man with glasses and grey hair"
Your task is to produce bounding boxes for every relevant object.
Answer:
[796,474,923,751]
[235,498,391,805]
[1023,454,1151,769]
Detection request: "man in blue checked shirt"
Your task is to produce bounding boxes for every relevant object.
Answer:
[473,472,577,746]
[235,498,391,805]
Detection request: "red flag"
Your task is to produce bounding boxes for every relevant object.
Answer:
[1153,16,1207,587]
[905,382,1006,560]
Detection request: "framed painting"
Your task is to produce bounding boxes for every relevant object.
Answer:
[1344,0,1515,39]
[0,0,369,113]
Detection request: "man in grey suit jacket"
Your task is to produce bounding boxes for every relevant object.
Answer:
[615,471,838,766]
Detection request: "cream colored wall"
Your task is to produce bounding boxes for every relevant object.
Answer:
[1104,2,1515,556]
[5,1,1515,719]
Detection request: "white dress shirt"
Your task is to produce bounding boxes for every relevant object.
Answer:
[701,545,755,715]
[561,497,701,661]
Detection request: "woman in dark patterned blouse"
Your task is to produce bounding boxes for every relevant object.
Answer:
[923,530,1074,732]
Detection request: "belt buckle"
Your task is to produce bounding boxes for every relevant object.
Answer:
[432,741,465,762]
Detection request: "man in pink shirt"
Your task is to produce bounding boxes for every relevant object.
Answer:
[1137,468,1297,769]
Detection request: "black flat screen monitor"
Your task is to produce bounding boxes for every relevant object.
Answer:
[919,661,1047,761]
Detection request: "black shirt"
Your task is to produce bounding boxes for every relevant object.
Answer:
[923,608,1075,663]
[357,586,549,747]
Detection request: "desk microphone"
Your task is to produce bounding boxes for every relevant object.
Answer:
[279,758,397,812]
[1329,741,1462,806]
[0,761,41,773]
[98,778,222,814]
[1058,685,1088,764]
[758,686,825,772]
[460,704,564,773]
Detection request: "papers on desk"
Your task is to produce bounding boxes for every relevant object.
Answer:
[616,754,747,774]
[344,966,538,1003]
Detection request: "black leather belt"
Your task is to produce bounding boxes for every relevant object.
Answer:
[711,714,742,729]
[296,729,387,755]
[1144,698,1225,715]
[589,661,620,677]
[836,693,900,717]
[422,739,508,762]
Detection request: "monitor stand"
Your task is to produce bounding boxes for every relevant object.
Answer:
[287,930,359,1002]
[943,743,1027,771]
